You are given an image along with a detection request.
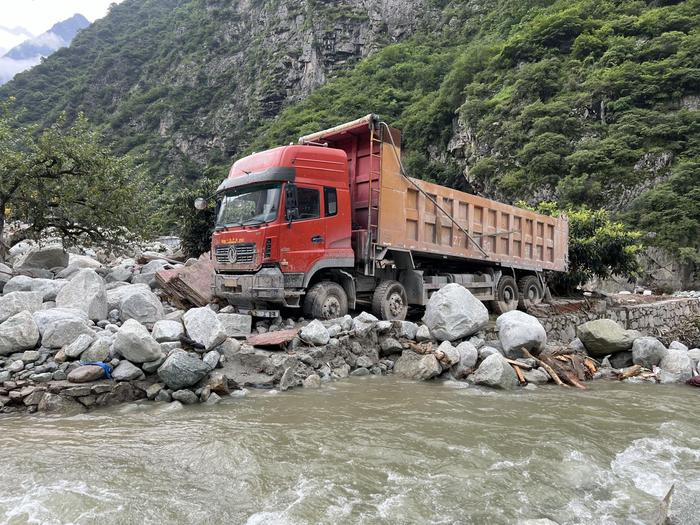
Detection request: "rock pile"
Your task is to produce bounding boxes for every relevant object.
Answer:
[1,244,699,415]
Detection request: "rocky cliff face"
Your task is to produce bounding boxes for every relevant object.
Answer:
[1,0,434,180]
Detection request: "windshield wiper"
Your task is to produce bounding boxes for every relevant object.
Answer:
[242,218,266,226]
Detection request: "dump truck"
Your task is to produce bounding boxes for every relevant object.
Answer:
[199,115,568,320]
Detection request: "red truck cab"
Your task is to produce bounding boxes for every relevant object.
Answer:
[212,144,354,316]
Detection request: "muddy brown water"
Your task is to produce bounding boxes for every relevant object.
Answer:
[1,378,698,525]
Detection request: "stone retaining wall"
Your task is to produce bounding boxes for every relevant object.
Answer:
[489,297,700,345]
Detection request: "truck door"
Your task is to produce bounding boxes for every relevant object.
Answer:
[281,184,326,274]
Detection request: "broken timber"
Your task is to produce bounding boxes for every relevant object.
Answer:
[156,253,215,308]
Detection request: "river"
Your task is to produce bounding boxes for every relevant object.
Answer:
[1,378,698,525]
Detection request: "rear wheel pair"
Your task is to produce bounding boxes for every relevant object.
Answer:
[491,274,544,314]
[303,279,409,321]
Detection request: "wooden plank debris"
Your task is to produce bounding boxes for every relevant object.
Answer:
[156,254,214,308]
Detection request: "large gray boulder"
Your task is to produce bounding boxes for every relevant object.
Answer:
[151,319,184,342]
[472,353,519,389]
[393,350,441,380]
[0,311,40,355]
[112,360,145,381]
[451,341,479,379]
[0,262,12,292]
[496,310,547,358]
[300,320,330,346]
[55,269,108,321]
[576,319,639,357]
[157,351,210,390]
[32,308,92,348]
[631,336,668,369]
[422,283,488,342]
[182,307,226,350]
[13,246,69,270]
[107,284,164,325]
[132,259,170,288]
[63,333,95,359]
[217,313,252,337]
[658,349,693,384]
[3,275,68,301]
[37,393,85,414]
[0,291,43,323]
[112,319,163,363]
[688,348,700,369]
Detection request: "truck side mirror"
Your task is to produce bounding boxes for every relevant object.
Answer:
[285,183,299,222]
[194,197,207,210]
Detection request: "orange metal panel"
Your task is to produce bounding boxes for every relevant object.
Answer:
[377,143,569,272]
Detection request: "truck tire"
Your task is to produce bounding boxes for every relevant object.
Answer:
[372,280,408,321]
[491,275,519,315]
[518,275,544,309]
[303,281,348,320]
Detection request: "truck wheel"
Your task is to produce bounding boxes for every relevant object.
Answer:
[372,280,408,321]
[491,275,519,314]
[303,281,348,320]
[518,275,544,309]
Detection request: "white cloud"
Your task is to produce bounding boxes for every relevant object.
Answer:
[0,55,41,83]
[0,0,125,35]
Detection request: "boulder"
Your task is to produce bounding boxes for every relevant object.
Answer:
[112,319,163,363]
[395,320,419,340]
[107,284,164,325]
[393,350,441,380]
[415,325,431,342]
[151,319,184,342]
[157,351,210,390]
[13,246,69,271]
[609,351,634,369]
[688,348,700,368]
[106,264,133,283]
[576,319,639,356]
[4,275,68,301]
[171,389,198,405]
[472,354,519,389]
[658,349,693,384]
[303,374,322,388]
[0,311,40,355]
[0,291,43,323]
[37,393,85,413]
[437,340,460,366]
[182,307,227,350]
[669,341,689,352]
[112,360,145,381]
[32,308,93,349]
[522,367,550,384]
[0,262,12,292]
[203,350,220,370]
[81,337,111,362]
[451,341,479,379]
[496,310,547,358]
[631,336,668,369]
[55,269,108,321]
[67,365,106,383]
[422,283,489,341]
[217,313,253,337]
[300,320,330,346]
[63,333,96,359]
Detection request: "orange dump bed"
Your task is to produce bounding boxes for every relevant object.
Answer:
[301,115,569,273]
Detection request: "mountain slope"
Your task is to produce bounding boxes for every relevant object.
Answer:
[0,0,435,181]
[0,14,89,84]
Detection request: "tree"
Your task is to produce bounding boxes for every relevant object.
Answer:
[0,101,151,261]
[526,202,642,293]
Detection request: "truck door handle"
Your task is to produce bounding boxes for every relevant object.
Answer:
[311,235,324,243]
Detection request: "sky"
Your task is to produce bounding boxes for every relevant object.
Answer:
[0,0,124,35]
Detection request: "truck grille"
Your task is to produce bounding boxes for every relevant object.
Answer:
[215,243,256,264]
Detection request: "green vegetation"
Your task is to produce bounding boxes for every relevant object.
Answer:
[0,101,151,260]
[525,202,642,292]
[1,0,698,269]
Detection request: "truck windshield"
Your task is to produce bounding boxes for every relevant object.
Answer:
[216,183,281,228]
